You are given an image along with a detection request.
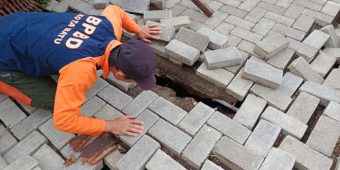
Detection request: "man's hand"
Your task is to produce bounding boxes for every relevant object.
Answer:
[104,116,144,137]
[137,24,161,43]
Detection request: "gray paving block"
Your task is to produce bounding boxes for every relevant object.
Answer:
[242,59,283,89]
[225,15,255,31]
[120,109,159,147]
[207,111,251,144]
[80,96,106,117]
[245,120,281,157]
[258,2,286,15]
[145,20,175,42]
[261,106,307,139]
[45,0,59,11]
[65,158,103,170]
[93,104,124,120]
[52,0,74,12]
[300,81,340,106]
[122,91,158,117]
[196,62,235,88]
[272,23,306,41]
[0,156,7,169]
[148,119,191,156]
[11,109,52,141]
[87,8,104,15]
[97,85,132,110]
[3,131,47,164]
[0,98,27,128]
[150,0,165,10]
[93,0,109,9]
[267,48,295,70]
[146,149,186,170]
[306,115,340,156]
[144,10,172,22]
[61,144,81,160]
[323,47,340,64]
[176,27,209,53]
[264,11,295,27]
[234,94,267,130]
[106,72,137,92]
[287,92,320,124]
[178,102,215,136]
[201,160,224,170]
[226,68,254,101]
[284,4,304,19]
[18,101,37,115]
[251,18,276,37]
[204,47,242,69]
[303,30,330,51]
[219,5,247,18]
[0,94,8,103]
[122,0,150,14]
[288,57,324,84]
[310,52,336,77]
[287,37,318,63]
[39,118,75,150]
[32,144,64,170]
[2,155,39,170]
[197,27,228,50]
[0,125,18,156]
[277,72,303,97]
[169,4,186,17]
[279,135,333,170]
[104,145,125,170]
[293,0,322,11]
[86,78,109,101]
[255,34,289,59]
[303,9,334,27]
[160,16,191,30]
[204,11,228,28]
[182,8,208,23]
[321,1,340,17]
[212,136,264,170]
[231,27,263,44]
[324,101,340,122]
[292,15,315,32]
[69,0,93,14]
[321,25,340,48]
[224,50,249,74]
[165,39,200,66]
[244,7,267,23]
[259,148,295,170]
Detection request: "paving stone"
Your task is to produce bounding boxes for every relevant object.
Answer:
[287,92,320,124]
[310,52,336,77]
[2,155,39,170]
[146,20,175,42]
[310,0,326,5]
[0,156,7,169]
[219,5,248,18]
[97,85,132,110]
[61,143,81,160]
[225,15,255,31]
[275,0,294,8]
[321,25,340,48]
[293,0,322,11]
[292,15,315,32]
[307,115,340,156]
[267,48,294,70]
[176,27,209,52]
[214,22,235,35]
[265,11,295,27]
[224,51,249,73]
[226,68,254,101]
[255,34,289,60]
[234,94,267,130]
[287,37,318,63]
[0,125,17,156]
[18,101,37,115]
[258,2,286,14]
[272,23,306,41]
[197,27,229,50]
[250,84,292,111]
[204,11,228,28]
[93,104,124,120]
[238,0,260,11]
[212,136,264,170]
[32,144,64,170]
[3,131,47,164]
[179,0,201,11]
[324,101,340,122]
[165,0,180,8]
[181,9,208,22]
[208,1,223,11]
[120,109,159,147]
[11,109,52,141]
[245,120,281,157]
[0,98,27,128]
[122,0,149,14]
[302,9,334,27]
[284,4,304,19]
[261,106,308,139]
[148,119,191,156]
[104,145,125,170]
[80,96,106,117]
[182,125,222,169]
[146,149,186,170]
[165,40,200,66]
[148,97,187,125]
[321,1,340,17]
[262,0,277,4]
[279,135,333,170]
[226,35,242,47]
[66,158,103,170]
[237,40,259,57]
[143,10,172,22]
[0,94,8,103]
[93,0,109,9]
[52,0,74,12]
[69,0,93,13]
[251,18,276,37]
[216,0,241,7]
[86,78,109,101]
[201,160,224,170]
[288,57,324,84]
[106,72,137,92]
[244,7,267,23]
[231,27,263,44]
[323,69,340,90]
[87,8,104,15]
[207,111,251,144]
[303,30,330,51]
[189,20,214,32]
[300,81,340,106]
[169,4,185,17]
[196,62,235,88]
[277,72,303,97]
[45,0,59,11]
[204,47,243,69]
[147,40,168,58]
[259,148,295,170]
[122,91,158,117]
[323,47,340,64]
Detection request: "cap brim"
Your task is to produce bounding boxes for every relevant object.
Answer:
[135,74,156,90]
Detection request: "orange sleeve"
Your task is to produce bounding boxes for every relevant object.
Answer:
[53,58,105,136]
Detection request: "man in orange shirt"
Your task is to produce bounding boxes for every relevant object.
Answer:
[0,5,160,137]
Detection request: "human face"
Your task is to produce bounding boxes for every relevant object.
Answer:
[109,65,134,83]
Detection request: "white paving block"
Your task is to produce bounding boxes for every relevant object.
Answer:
[310,52,336,78]
[299,81,340,106]
[254,33,289,60]
[323,101,340,122]
[204,47,243,69]
[303,30,330,51]
[259,148,295,170]
[288,57,324,84]
[277,72,303,97]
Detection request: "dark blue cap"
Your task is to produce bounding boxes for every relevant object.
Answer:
[118,39,157,90]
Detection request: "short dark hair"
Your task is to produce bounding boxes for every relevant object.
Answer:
[108,45,122,68]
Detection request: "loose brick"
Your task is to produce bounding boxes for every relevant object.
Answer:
[244,7,267,23]
[165,39,200,66]
[230,27,263,44]
[93,104,124,120]
[145,21,175,42]
[18,102,37,115]
[255,34,289,59]
[144,10,172,22]
[97,85,132,110]
[251,18,275,36]
[3,155,39,170]
[3,131,47,164]
[324,101,340,122]
[0,125,17,156]
[267,48,295,70]
[320,1,340,17]
[310,52,336,77]
[288,57,324,83]
[321,25,340,48]
[176,27,209,52]
[182,125,222,169]
[225,15,255,31]
[147,40,168,58]
[277,72,303,97]
[146,150,186,170]
[69,0,93,14]
[104,145,125,170]
[226,67,254,101]
[259,148,295,170]
[207,111,251,144]
[201,160,224,170]
[106,72,137,92]
[148,119,191,155]
[323,69,340,90]
[32,144,64,169]
[212,136,264,170]
[323,47,340,64]
[122,91,158,117]
[245,120,281,157]
[93,0,109,9]
[287,92,320,124]
[302,9,334,27]
[293,0,322,11]
[197,27,228,50]
[237,40,259,57]
[0,98,27,128]
[300,81,340,106]
[284,4,304,19]
[292,15,315,32]
[261,106,308,139]
[65,158,103,170]
[279,136,333,170]
[224,51,249,73]
[234,94,267,130]
[303,30,330,51]
[86,78,109,101]
[122,0,150,14]
[287,37,318,62]
[258,2,286,14]
[204,11,228,28]
[204,47,242,69]
[272,23,306,41]
[219,5,248,18]
[265,11,295,26]
[196,62,235,88]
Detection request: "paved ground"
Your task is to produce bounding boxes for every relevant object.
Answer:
[1,0,340,169]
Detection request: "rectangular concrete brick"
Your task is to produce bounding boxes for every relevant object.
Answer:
[197,27,228,50]
[321,25,340,48]
[287,92,320,124]
[148,119,191,155]
[288,57,324,84]
[277,72,303,97]
[244,7,267,23]
[264,11,295,27]
[231,27,263,44]
[251,18,275,37]
[293,0,322,11]
[310,52,336,77]
[86,78,109,101]
[267,48,295,70]
[3,131,47,164]
[201,160,224,170]
[122,91,158,117]
[284,4,304,19]
[212,136,264,170]
[275,0,294,8]
[145,21,175,42]
[225,15,255,31]
[242,59,283,89]
[0,156,7,169]
[300,81,340,106]
[238,0,260,12]
[45,0,59,11]
[11,109,52,141]
[165,39,200,66]
[0,125,18,156]
[245,120,281,157]
[204,11,228,28]
[224,51,249,74]
[106,72,137,92]
[120,109,159,147]
[307,115,340,156]
[3,155,39,170]
[32,144,65,170]
[258,2,286,14]
[303,30,330,51]
[146,149,186,170]
[65,158,103,170]
[303,9,334,27]
[148,97,187,125]
[104,144,125,170]
[287,37,318,63]
[147,40,168,58]
[97,85,132,110]
[207,111,251,144]
[279,135,333,170]
[255,34,289,59]
[321,1,340,17]
[122,0,150,14]
[0,94,8,103]
[196,62,235,88]
[93,0,109,9]
[261,106,308,139]
[160,16,190,30]
[234,94,267,130]
[226,68,254,101]
[219,5,247,18]
[259,148,295,170]
[69,0,93,13]
[178,102,215,136]
[292,15,315,32]
[18,101,37,115]
[324,101,340,122]
[272,23,306,41]
[182,125,222,169]
[0,98,27,128]
[204,47,243,69]
[144,10,172,22]
[52,0,74,12]
[80,96,106,117]
[323,48,340,64]
[93,104,124,120]
[236,40,260,57]
[176,27,209,52]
